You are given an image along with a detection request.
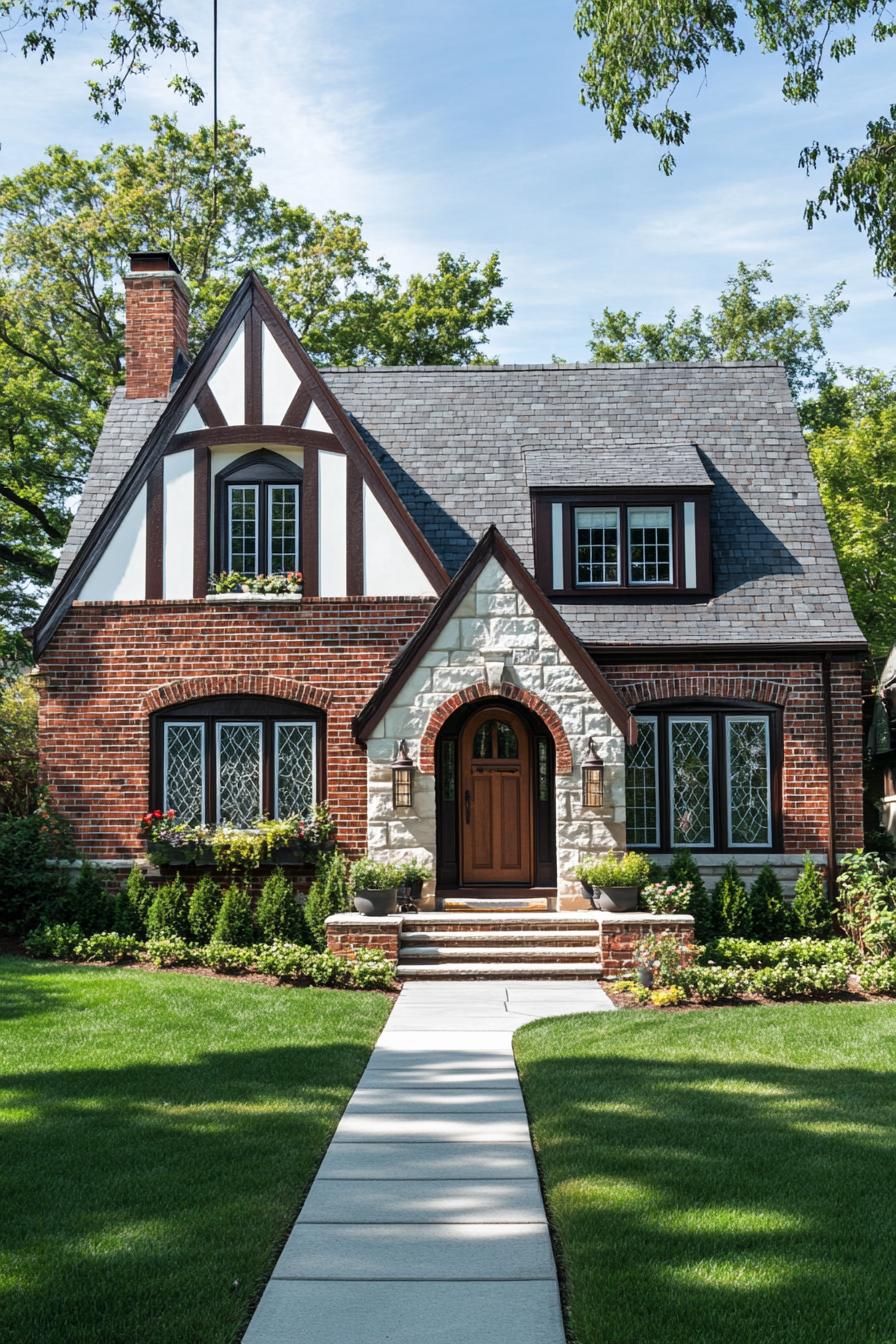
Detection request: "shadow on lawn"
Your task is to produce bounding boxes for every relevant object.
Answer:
[522,1049,896,1344]
[0,1040,373,1344]
[0,958,76,1022]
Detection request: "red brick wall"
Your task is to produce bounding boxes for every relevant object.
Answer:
[37,597,434,862]
[123,271,189,399]
[598,657,865,854]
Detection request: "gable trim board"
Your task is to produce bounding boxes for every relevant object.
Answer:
[34,271,449,657]
[353,525,636,745]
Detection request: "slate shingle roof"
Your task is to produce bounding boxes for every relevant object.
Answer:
[54,361,865,649]
[523,443,713,490]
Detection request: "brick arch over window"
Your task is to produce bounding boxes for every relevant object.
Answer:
[142,675,333,716]
[418,681,573,774]
[617,676,791,710]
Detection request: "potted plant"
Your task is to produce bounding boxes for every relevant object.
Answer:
[574,851,652,912]
[396,858,432,908]
[351,857,401,916]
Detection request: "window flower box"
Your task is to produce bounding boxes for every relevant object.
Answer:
[140,805,335,872]
[208,571,303,596]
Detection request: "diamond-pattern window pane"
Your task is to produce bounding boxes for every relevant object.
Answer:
[275,723,315,818]
[670,718,713,846]
[268,485,299,574]
[727,718,771,845]
[217,722,262,826]
[164,723,204,824]
[228,485,258,574]
[626,717,659,846]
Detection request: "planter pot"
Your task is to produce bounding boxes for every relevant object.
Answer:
[579,880,594,901]
[148,843,199,867]
[269,844,310,866]
[636,965,654,989]
[590,884,640,913]
[353,887,399,917]
[399,878,424,903]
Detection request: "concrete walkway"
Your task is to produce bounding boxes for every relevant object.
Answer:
[244,980,614,1344]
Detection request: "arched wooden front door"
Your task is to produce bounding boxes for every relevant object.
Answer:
[459,706,533,886]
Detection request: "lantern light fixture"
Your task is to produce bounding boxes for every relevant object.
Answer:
[391,739,414,809]
[582,737,605,808]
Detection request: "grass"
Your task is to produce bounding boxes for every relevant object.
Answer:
[0,955,391,1343]
[514,1004,896,1344]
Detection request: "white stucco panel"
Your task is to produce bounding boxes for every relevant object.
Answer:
[362,482,435,597]
[163,449,194,598]
[303,401,332,434]
[175,403,205,434]
[262,322,300,424]
[318,449,347,595]
[207,327,245,425]
[79,485,147,601]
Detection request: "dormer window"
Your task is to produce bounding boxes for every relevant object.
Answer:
[574,504,675,587]
[216,450,302,576]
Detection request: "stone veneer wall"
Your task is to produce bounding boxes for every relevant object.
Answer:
[365,555,626,906]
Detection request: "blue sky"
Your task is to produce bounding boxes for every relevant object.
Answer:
[1,0,893,368]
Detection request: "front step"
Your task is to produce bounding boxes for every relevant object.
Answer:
[396,913,604,981]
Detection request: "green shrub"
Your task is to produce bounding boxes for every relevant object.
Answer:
[23,920,82,959]
[713,862,751,936]
[791,853,833,937]
[749,864,791,940]
[213,883,255,946]
[304,948,344,986]
[255,940,313,980]
[836,850,896,956]
[673,964,746,1001]
[146,874,191,939]
[395,858,432,888]
[305,851,351,950]
[858,957,896,993]
[347,947,396,990]
[0,807,74,934]
[197,941,252,974]
[75,931,141,963]
[50,861,116,935]
[666,849,714,941]
[143,934,192,967]
[706,936,855,969]
[188,875,221,943]
[350,856,402,892]
[749,961,849,999]
[120,865,154,936]
[573,851,652,889]
[256,869,303,942]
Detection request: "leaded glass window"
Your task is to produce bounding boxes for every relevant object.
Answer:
[217,722,262,826]
[625,717,659,847]
[473,719,519,759]
[228,485,258,574]
[628,506,672,584]
[268,484,300,574]
[440,738,457,802]
[163,722,205,824]
[669,716,713,847]
[537,738,550,802]
[575,508,620,585]
[726,717,771,846]
[275,722,315,818]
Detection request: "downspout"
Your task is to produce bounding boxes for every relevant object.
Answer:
[821,654,838,889]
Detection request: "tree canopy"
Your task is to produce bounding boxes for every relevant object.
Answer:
[573,0,896,284]
[0,115,511,662]
[587,261,847,400]
[0,1,200,119]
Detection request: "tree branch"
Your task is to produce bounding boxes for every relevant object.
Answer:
[0,540,56,584]
[0,481,67,541]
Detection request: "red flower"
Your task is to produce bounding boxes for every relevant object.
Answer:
[166,808,176,818]
[153,809,162,819]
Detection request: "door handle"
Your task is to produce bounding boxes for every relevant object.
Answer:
[464,790,471,824]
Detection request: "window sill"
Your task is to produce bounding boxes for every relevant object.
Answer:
[206,592,304,602]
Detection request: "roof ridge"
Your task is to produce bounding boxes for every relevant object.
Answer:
[320,359,786,373]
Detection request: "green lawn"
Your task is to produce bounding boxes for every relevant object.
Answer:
[0,956,391,1343]
[515,1004,896,1344]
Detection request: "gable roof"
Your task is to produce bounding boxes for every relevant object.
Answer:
[322,361,865,650]
[353,525,635,744]
[523,442,713,490]
[35,272,449,654]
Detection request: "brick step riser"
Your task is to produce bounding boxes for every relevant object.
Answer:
[400,933,600,947]
[401,922,601,935]
[397,964,602,980]
[399,951,600,964]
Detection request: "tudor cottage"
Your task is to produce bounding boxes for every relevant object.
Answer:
[32,254,866,912]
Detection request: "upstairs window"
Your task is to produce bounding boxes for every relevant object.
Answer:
[628,506,672,584]
[215,450,302,576]
[575,508,620,585]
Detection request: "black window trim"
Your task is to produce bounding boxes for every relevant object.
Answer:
[214,449,303,576]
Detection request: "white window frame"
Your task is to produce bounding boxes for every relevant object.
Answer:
[266,483,301,575]
[215,720,263,826]
[162,721,206,824]
[274,720,318,819]
[227,483,259,574]
[628,505,674,586]
[627,715,661,848]
[725,715,772,848]
[574,506,622,587]
[668,714,714,848]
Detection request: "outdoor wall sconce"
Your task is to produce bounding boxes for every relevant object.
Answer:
[581,737,605,808]
[391,739,414,809]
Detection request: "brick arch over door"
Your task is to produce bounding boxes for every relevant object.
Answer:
[617,675,791,710]
[418,681,573,774]
[142,675,333,716]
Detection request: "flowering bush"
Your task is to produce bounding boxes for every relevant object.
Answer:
[641,880,693,914]
[209,571,303,594]
[634,929,694,985]
[143,934,193,967]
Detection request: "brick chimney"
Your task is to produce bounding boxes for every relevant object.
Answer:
[123,251,189,399]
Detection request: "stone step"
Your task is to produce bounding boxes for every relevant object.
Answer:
[396,961,603,980]
[400,930,600,946]
[401,919,601,934]
[399,945,599,963]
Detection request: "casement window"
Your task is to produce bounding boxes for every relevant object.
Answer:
[625,707,779,851]
[215,450,302,576]
[535,492,711,596]
[154,697,322,827]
